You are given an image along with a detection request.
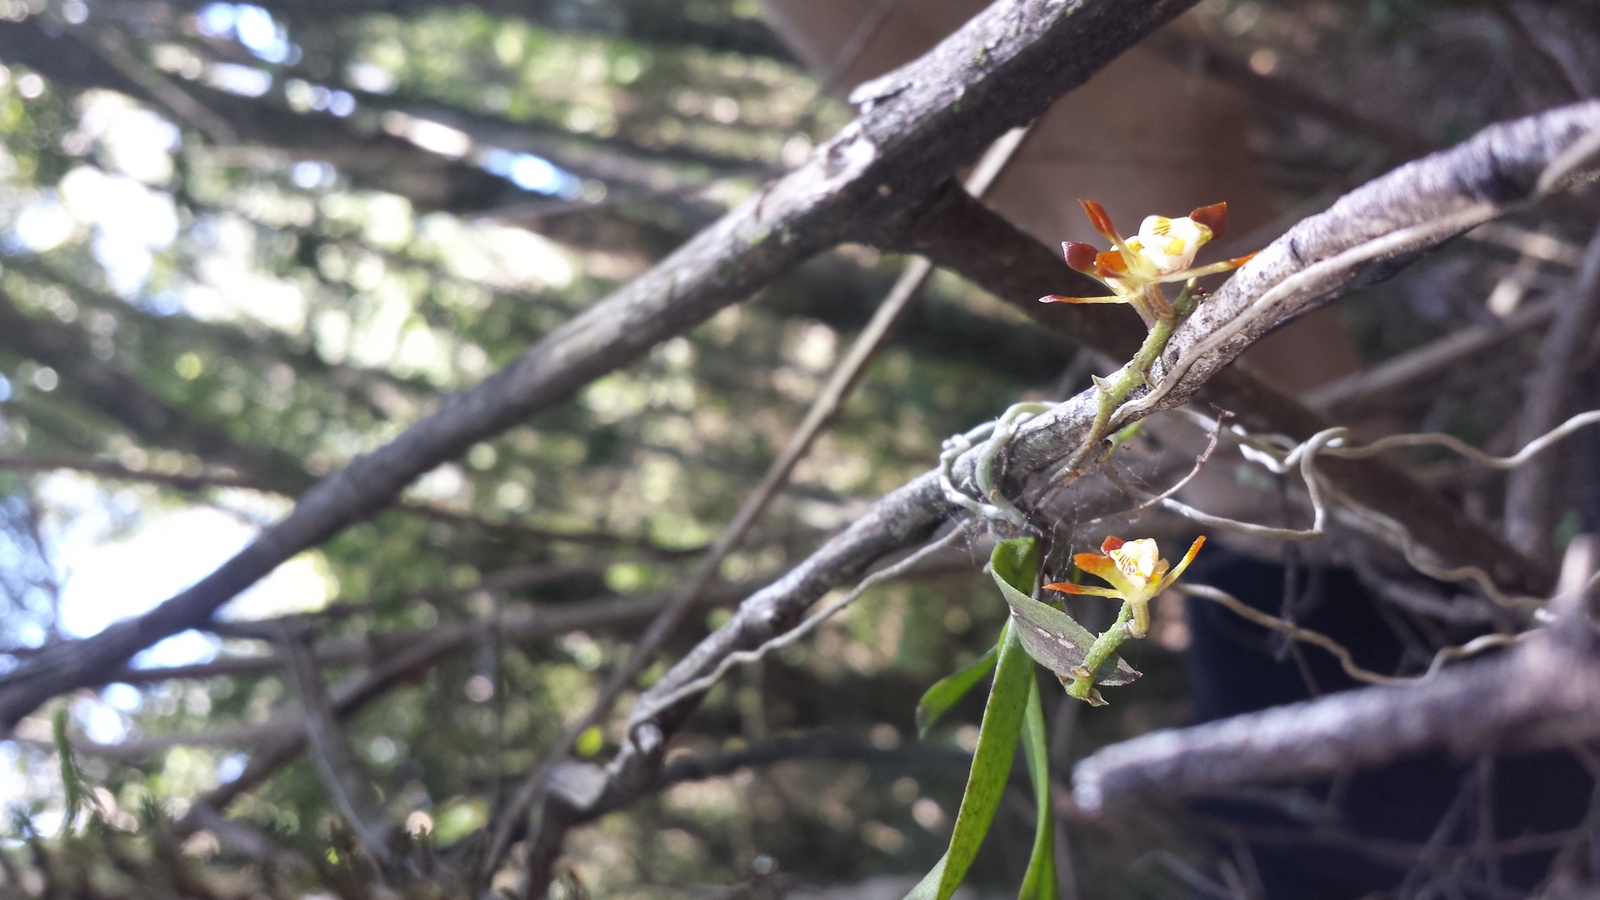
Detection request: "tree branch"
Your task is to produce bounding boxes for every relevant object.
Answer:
[1306,294,1560,417]
[1070,633,1600,815]
[0,0,1201,731]
[275,623,395,867]
[896,179,1554,597]
[96,0,802,64]
[1504,224,1600,559]
[103,578,767,686]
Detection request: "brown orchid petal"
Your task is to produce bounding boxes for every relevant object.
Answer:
[1188,202,1228,239]
[1063,240,1100,273]
[1079,199,1122,244]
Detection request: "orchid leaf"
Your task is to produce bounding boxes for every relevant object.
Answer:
[904,852,948,900]
[915,645,999,739]
[989,562,1139,686]
[1017,677,1057,900]
[921,619,1032,900]
[905,538,1039,900]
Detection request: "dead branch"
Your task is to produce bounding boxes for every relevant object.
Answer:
[1306,294,1560,417]
[1504,225,1600,559]
[102,578,770,686]
[1071,634,1600,815]
[275,623,395,867]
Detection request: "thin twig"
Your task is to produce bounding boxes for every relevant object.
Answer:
[275,623,395,868]
[109,578,772,685]
[0,453,685,550]
[631,528,968,725]
[1093,409,1229,524]
[1504,225,1600,559]
[1177,583,1526,687]
[1306,295,1560,416]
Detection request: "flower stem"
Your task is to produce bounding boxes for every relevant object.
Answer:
[1066,601,1134,705]
[1063,280,1198,474]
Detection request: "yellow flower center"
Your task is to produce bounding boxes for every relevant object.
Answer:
[1128,214,1214,276]
[1107,538,1163,587]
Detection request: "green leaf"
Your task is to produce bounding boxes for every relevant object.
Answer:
[989,562,1139,687]
[925,620,1032,900]
[915,645,998,739]
[904,852,948,900]
[1017,677,1057,900]
[912,537,1040,742]
[989,537,1043,596]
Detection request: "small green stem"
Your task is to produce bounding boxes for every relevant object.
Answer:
[1065,601,1134,705]
[1062,281,1200,475]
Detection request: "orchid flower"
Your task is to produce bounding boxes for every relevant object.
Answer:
[1045,535,1206,638]
[1040,200,1256,328]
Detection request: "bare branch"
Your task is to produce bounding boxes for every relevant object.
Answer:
[1504,225,1600,559]
[606,733,972,817]
[275,624,395,867]
[12,720,285,760]
[0,0,1201,732]
[171,625,469,834]
[104,579,768,686]
[1072,535,1600,814]
[0,453,764,555]
[1306,294,1560,417]
[1071,634,1600,815]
